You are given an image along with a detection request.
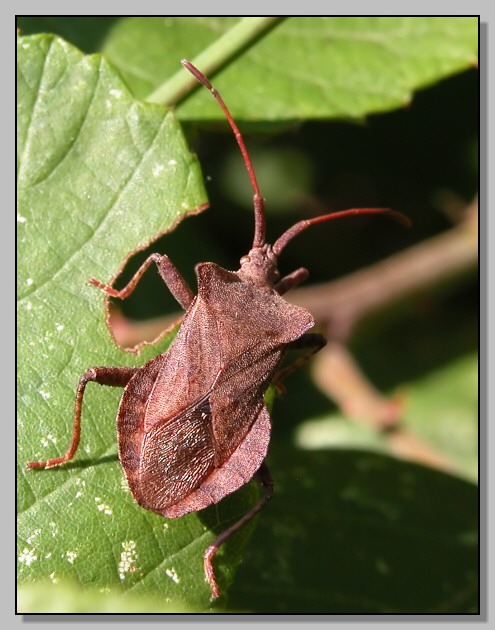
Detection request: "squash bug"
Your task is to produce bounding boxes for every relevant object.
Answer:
[27,59,409,599]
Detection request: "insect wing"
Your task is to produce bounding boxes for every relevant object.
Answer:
[194,262,315,463]
[141,295,222,434]
[209,342,283,465]
[161,404,271,518]
[138,395,216,510]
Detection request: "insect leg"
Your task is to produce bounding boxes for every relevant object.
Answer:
[203,461,274,599]
[274,332,327,387]
[27,366,138,470]
[274,267,309,294]
[90,253,195,310]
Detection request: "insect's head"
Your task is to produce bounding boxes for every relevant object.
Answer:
[181,60,411,289]
[238,243,280,287]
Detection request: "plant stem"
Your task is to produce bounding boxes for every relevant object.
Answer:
[146,17,285,106]
[288,196,479,341]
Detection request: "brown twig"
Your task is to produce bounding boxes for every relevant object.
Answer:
[311,342,404,429]
[302,196,477,473]
[311,341,458,473]
[287,195,478,341]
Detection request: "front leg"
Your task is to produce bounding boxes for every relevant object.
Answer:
[90,253,194,310]
[27,366,138,470]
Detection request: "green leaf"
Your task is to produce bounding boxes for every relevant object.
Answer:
[404,353,478,481]
[18,581,200,613]
[228,448,478,613]
[295,354,478,482]
[18,16,478,121]
[17,33,256,611]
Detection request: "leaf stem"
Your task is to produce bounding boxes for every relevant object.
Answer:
[146,17,285,106]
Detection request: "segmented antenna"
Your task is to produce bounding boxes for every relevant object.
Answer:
[181,60,266,248]
[181,61,411,256]
[272,208,411,256]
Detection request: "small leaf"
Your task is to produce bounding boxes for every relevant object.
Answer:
[404,353,478,482]
[295,354,478,482]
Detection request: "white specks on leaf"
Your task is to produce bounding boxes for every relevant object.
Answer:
[165,567,180,584]
[75,477,86,498]
[49,522,59,538]
[17,214,27,223]
[26,529,42,545]
[74,79,89,92]
[49,572,59,584]
[19,548,37,566]
[65,550,78,564]
[95,497,113,516]
[24,301,32,310]
[120,475,129,492]
[55,323,64,332]
[168,158,177,167]
[153,163,164,177]
[341,485,399,520]
[40,432,56,447]
[118,540,139,581]
[109,88,122,99]
[128,109,139,124]
[26,277,33,286]
[38,390,51,402]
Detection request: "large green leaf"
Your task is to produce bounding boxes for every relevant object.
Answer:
[18,16,478,121]
[17,34,259,611]
[228,447,478,613]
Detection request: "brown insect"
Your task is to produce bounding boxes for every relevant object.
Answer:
[27,59,409,599]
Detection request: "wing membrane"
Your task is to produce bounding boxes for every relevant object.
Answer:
[138,397,215,510]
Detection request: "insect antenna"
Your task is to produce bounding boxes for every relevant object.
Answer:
[181,60,266,249]
[272,207,411,256]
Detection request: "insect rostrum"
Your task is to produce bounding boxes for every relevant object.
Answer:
[28,59,409,600]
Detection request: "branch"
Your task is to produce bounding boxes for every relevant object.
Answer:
[286,196,478,341]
